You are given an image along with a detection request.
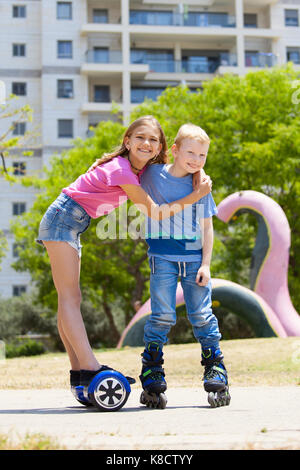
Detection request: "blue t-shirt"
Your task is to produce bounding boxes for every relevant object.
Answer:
[141,164,218,262]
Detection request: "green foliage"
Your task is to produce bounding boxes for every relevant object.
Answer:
[0,293,56,342]
[0,231,7,271]
[5,339,46,358]
[9,65,300,346]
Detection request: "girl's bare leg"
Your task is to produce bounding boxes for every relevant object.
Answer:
[44,241,100,371]
[57,316,80,370]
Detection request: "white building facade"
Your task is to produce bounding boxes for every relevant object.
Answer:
[0,0,299,297]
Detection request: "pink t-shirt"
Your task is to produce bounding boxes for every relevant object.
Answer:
[62,156,144,219]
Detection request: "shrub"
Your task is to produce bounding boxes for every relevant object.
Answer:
[5,339,45,358]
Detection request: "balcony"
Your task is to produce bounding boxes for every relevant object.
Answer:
[131,53,238,78]
[81,102,123,114]
[85,49,122,64]
[130,10,236,28]
[81,4,122,34]
[81,49,123,76]
[81,23,122,35]
[245,52,277,68]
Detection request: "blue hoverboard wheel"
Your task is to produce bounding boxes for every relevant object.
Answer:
[87,370,131,412]
[72,385,93,407]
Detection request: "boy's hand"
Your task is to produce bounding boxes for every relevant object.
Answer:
[196,264,210,286]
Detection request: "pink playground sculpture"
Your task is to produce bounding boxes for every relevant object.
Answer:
[217,191,300,337]
[117,191,300,348]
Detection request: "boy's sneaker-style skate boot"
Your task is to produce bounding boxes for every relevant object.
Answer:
[139,342,167,409]
[201,347,231,408]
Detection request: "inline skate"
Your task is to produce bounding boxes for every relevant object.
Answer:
[139,342,167,409]
[201,347,231,408]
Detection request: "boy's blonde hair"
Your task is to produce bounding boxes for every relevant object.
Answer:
[174,123,210,148]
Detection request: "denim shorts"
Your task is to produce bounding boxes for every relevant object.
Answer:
[36,193,91,258]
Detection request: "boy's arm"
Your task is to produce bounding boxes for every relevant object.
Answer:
[196,217,214,286]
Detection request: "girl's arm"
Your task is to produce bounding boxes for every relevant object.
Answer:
[120,176,212,221]
[196,217,214,286]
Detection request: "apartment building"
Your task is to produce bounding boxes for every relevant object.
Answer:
[0,0,299,297]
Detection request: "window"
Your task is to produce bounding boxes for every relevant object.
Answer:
[94,85,110,102]
[12,82,27,96]
[93,9,108,23]
[13,5,26,18]
[287,47,300,64]
[12,202,26,216]
[57,79,74,98]
[57,2,72,20]
[57,41,72,59]
[13,43,26,57]
[13,122,26,136]
[244,13,257,28]
[285,9,299,27]
[58,119,73,138]
[13,285,27,296]
[13,162,26,175]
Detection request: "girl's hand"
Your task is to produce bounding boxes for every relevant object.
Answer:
[195,174,212,198]
[196,264,210,286]
[192,169,209,191]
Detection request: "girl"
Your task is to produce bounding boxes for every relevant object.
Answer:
[36,115,212,393]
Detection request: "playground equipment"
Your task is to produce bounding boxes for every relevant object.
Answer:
[117,191,300,348]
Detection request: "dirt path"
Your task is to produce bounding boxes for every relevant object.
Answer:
[1,386,299,450]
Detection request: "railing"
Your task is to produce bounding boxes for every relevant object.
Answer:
[130,11,236,28]
[131,54,238,74]
[245,52,277,68]
[85,50,122,64]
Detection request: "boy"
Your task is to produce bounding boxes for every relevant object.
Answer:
[139,124,230,409]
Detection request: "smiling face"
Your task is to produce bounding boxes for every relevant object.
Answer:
[171,138,209,177]
[124,124,163,171]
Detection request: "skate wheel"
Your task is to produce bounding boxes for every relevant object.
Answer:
[88,370,131,412]
[208,389,231,408]
[157,393,167,409]
[72,386,93,407]
[140,391,147,405]
[140,391,167,409]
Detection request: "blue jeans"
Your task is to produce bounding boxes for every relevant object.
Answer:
[144,256,221,350]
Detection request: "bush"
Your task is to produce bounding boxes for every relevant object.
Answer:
[0,292,56,344]
[5,339,46,358]
[0,290,126,352]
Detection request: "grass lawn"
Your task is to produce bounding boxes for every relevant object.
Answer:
[0,337,299,389]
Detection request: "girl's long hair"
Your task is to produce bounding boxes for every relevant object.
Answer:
[91,116,168,169]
